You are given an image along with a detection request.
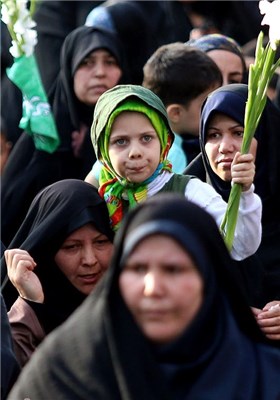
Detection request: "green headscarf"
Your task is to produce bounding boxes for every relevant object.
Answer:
[91,85,174,231]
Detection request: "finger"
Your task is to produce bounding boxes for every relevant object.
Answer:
[5,249,28,264]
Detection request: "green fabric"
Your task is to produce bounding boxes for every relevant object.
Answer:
[99,99,171,177]
[93,85,174,231]
[91,84,174,158]
[157,174,193,194]
[7,55,60,153]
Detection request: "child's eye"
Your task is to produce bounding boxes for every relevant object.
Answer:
[115,138,127,146]
[142,135,152,143]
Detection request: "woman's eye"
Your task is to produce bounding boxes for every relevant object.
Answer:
[105,58,118,66]
[234,130,244,137]
[61,244,80,251]
[95,239,110,246]
[124,264,147,273]
[80,58,94,67]
[206,132,220,140]
[165,265,184,274]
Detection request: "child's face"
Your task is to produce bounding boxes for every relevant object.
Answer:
[74,49,122,106]
[205,112,257,182]
[108,111,161,183]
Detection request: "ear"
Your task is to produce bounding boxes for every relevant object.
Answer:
[166,104,184,124]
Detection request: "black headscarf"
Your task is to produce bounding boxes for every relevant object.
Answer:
[49,25,127,148]
[185,84,280,305]
[199,84,280,224]
[1,26,127,246]
[7,194,280,400]
[1,179,114,332]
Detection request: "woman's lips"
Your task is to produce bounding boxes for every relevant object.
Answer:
[217,158,233,169]
[78,272,102,285]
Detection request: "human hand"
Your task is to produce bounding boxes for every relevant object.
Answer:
[251,301,280,341]
[5,249,44,303]
[231,152,255,192]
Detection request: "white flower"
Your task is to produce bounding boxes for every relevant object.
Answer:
[1,4,11,24]
[1,0,37,57]
[9,40,21,58]
[259,0,280,50]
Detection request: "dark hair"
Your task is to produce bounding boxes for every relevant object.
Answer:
[143,42,222,106]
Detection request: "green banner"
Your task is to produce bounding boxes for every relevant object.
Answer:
[7,55,60,153]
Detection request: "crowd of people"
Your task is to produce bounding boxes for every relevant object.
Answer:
[1,0,280,398]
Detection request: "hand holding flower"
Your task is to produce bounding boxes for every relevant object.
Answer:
[221,0,280,250]
[231,152,256,192]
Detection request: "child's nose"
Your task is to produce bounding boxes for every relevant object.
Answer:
[128,144,142,158]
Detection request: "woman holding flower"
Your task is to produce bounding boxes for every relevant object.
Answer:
[185,83,280,340]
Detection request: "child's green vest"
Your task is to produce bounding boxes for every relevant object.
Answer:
[158,174,193,195]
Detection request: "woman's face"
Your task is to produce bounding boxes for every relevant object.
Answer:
[119,234,204,344]
[207,49,244,85]
[74,49,122,106]
[205,112,258,181]
[55,223,113,295]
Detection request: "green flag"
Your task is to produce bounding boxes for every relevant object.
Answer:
[7,54,60,153]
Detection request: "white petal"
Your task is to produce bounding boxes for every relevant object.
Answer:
[9,41,21,58]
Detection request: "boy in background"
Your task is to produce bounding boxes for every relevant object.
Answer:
[142,42,222,166]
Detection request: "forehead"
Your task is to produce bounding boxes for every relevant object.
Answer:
[111,111,154,131]
[207,50,243,69]
[85,48,115,58]
[208,112,239,125]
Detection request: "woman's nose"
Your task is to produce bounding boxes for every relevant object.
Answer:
[82,247,98,266]
[143,272,164,296]
[94,62,105,76]
[219,136,234,153]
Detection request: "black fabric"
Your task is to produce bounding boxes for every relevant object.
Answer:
[1,242,20,400]
[1,179,114,330]
[1,294,20,400]
[92,0,193,85]
[33,1,103,92]
[7,194,280,400]
[1,26,126,246]
[185,83,280,306]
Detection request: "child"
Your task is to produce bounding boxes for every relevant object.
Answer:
[142,42,222,164]
[91,84,262,261]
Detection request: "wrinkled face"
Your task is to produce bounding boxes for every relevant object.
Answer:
[55,223,113,295]
[108,111,161,183]
[74,49,122,106]
[119,234,204,344]
[208,50,244,85]
[205,112,257,181]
